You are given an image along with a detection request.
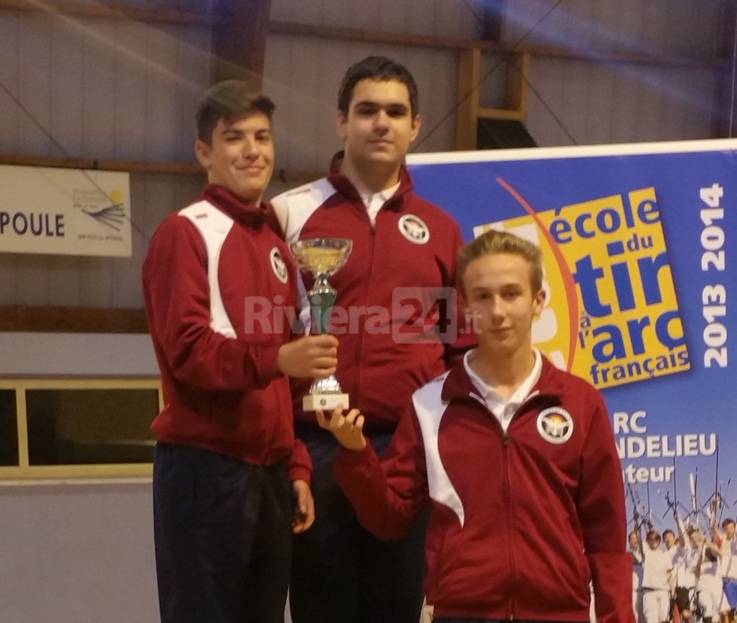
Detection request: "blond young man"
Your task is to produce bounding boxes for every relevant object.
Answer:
[318,230,632,622]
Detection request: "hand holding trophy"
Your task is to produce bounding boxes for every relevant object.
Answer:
[290,238,352,411]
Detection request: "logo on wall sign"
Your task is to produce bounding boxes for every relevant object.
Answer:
[399,214,430,244]
[536,407,574,444]
[270,247,289,284]
[78,189,127,231]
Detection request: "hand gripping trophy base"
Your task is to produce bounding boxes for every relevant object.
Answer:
[290,238,353,412]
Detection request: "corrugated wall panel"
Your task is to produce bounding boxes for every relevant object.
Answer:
[50,17,85,158]
[526,58,718,146]
[0,10,210,163]
[271,0,480,38]
[406,46,459,153]
[503,0,721,60]
[0,256,18,305]
[82,20,118,160]
[17,255,50,306]
[0,3,210,309]
[0,11,20,154]
[17,12,54,156]
[113,20,150,161]
[48,257,83,307]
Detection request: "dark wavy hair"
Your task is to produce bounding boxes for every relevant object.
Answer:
[338,56,418,117]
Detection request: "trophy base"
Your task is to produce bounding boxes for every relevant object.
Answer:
[303,393,349,412]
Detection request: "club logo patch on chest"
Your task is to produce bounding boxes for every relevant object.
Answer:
[270,247,289,284]
[536,407,574,444]
[398,214,430,244]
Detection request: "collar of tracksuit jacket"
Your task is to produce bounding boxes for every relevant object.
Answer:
[440,355,569,412]
[326,150,414,212]
[200,184,270,228]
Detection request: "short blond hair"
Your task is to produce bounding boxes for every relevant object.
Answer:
[457,230,543,295]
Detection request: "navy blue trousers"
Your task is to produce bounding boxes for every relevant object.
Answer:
[153,443,292,623]
[289,426,427,623]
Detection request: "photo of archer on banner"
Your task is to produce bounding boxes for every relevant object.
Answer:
[406,139,736,623]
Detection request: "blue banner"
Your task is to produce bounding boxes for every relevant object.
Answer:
[408,140,737,531]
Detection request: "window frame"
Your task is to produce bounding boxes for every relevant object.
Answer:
[0,377,161,482]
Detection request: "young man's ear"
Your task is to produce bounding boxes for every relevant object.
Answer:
[194,139,212,171]
[336,110,348,141]
[410,114,422,143]
[533,288,546,316]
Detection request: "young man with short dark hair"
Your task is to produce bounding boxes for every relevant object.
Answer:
[318,230,632,622]
[143,80,339,623]
[272,56,472,623]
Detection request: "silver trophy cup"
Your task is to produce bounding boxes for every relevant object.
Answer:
[290,238,352,411]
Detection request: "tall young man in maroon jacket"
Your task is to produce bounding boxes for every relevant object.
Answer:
[318,230,633,623]
[272,57,472,623]
[142,80,339,623]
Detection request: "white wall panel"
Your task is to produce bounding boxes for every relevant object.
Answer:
[1,484,158,623]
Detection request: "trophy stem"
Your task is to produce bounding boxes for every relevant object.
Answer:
[309,272,337,335]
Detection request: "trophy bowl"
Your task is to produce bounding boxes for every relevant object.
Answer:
[290,238,352,411]
[290,238,352,276]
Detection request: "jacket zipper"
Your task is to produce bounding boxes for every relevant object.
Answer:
[502,428,518,620]
[470,392,518,619]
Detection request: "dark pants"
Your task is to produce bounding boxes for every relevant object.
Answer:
[290,426,427,623]
[153,443,292,623]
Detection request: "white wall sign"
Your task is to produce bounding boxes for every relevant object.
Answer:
[0,165,132,257]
